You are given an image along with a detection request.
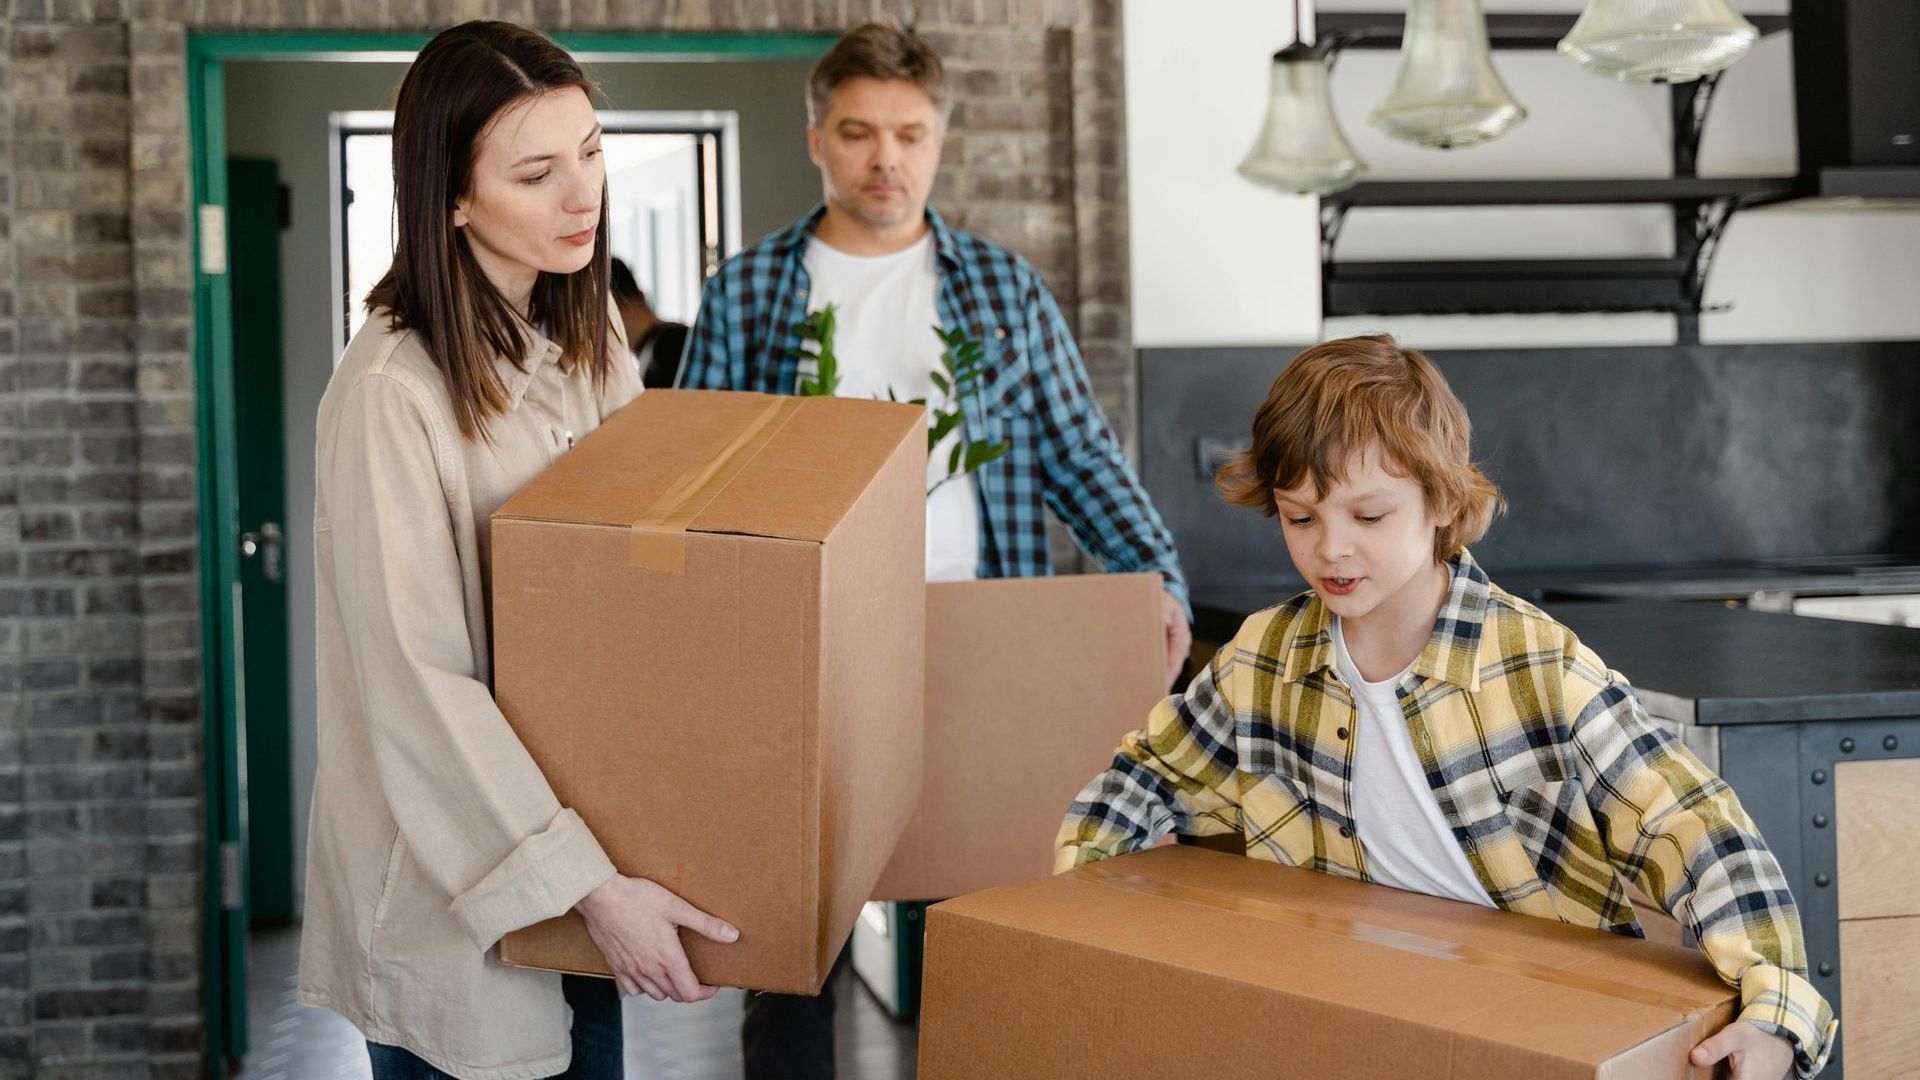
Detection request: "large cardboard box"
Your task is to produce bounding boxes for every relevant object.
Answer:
[869,572,1169,901]
[920,846,1736,1079]
[492,389,927,994]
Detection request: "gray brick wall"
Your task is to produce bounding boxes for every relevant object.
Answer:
[9,14,193,1075]
[1,0,1136,1073]
[2,13,27,1072]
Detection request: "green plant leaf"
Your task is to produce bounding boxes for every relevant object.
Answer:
[964,439,1012,472]
[929,409,963,445]
[790,305,843,396]
[916,321,1013,479]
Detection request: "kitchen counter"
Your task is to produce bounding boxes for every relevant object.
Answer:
[1514,561,1920,602]
[1193,593,1920,725]
[1194,560,1920,614]
[1538,600,1920,725]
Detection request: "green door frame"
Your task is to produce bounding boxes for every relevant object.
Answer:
[186,27,832,1075]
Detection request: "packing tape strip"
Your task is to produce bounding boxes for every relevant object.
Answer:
[1080,860,1716,1014]
[628,396,803,572]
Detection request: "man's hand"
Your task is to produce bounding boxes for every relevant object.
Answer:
[1690,1020,1795,1080]
[1161,591,1192,687]
[576,874,738,1003]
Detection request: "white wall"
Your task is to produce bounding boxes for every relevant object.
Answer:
[1124,0,1323,346]
[1125,0,1920,348]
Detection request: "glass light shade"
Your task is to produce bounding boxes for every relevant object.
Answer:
[1558,0,1759,83]
[1237,45,1367,197]
[1368,0,1527,150]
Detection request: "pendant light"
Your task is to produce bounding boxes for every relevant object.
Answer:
[1558,0,1759,83]
[1237,0,1366,196]
[1368,0,1526,150]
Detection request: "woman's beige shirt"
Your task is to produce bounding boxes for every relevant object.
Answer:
[298,309,640,1080]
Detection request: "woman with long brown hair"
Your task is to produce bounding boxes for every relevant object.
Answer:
[299,22,736,1079]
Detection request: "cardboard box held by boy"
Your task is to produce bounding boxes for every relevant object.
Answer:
[920,846,1737,1080]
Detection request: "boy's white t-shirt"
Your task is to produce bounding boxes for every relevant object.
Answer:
[1332,617,1498,909]
[802,232,980,582]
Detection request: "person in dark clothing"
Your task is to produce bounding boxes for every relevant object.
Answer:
[609,256,690,388]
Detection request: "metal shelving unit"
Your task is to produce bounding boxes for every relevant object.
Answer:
[1315,12,1795,338]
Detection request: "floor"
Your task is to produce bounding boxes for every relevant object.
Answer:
[234,925,919,1080]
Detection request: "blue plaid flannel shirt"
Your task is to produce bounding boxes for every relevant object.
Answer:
[680,205,1189,612]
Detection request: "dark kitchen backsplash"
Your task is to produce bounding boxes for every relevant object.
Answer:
[1139,340,1920,596]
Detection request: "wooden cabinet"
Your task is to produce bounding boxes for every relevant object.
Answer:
[1837,758,1920,920]
[1839,917,1920,1078]
[1836,759,1920,1076]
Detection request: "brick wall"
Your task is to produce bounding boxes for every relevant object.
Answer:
[0,0,1134,1073]
[7,15,196,1077]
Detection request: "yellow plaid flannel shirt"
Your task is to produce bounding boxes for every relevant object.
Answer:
[1057,551,1837,1076]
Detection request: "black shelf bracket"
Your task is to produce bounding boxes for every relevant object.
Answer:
[1673,72,1720,173]
[1319,200,1349,266]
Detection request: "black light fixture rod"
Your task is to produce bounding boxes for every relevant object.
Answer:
[1275,0,1317,61]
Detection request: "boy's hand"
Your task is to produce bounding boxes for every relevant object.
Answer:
[1689,1020,1795,1080]
[1161,592,1192,687]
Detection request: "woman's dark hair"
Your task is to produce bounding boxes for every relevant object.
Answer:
[366,20,612,441]
[608,256,648,308]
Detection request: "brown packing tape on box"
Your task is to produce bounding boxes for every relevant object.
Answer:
[493,390,927,994]
[1079,860,1713,1015]
[626,396,799,572]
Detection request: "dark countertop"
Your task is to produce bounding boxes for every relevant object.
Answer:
[1190,596,1920,727]
[1511,563,1920,602]
[1548,601,1920,725]
[1194,560,1920,612]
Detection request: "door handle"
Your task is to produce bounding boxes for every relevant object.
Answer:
[240,521,284,583]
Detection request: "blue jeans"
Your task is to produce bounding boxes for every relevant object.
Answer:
[367,974,622,1079]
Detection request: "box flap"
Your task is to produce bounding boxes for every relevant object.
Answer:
[495,389,923,556]
[872,573,1168,900]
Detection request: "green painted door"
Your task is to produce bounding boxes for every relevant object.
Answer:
[228,157,295,925]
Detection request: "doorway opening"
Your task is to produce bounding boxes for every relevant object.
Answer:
[332,109,742,351]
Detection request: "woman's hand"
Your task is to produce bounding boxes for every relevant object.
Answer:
[1689,1020,1795,1080]
[575,874,738,1002]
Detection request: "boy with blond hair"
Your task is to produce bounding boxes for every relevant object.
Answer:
[1057,335,1835,1079]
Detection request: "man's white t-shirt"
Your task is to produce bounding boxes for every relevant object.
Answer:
[1332,617,1498,908]
[802,232,980,582]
